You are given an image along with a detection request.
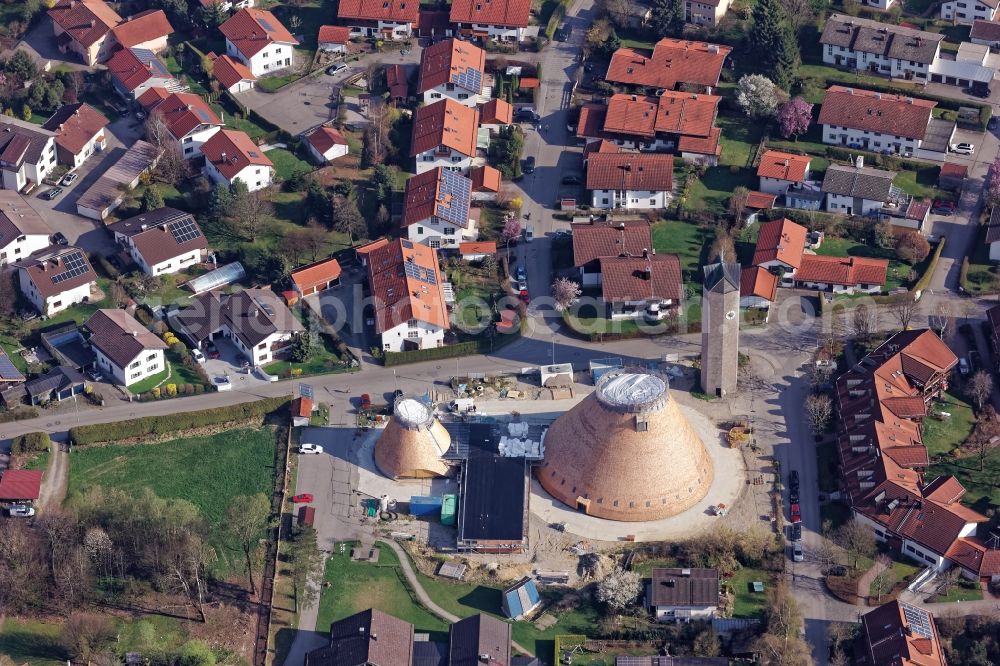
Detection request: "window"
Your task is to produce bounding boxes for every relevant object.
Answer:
[416,226,424,234]
[146,353,157,361]
[451,155,462,162]
[183,137,193,143]
[444,227,455,235]
[258,343,266,350]
[130,360,141,369]
[262,51,269,58]
[431,92,441,98]
[407,319,418,328]
[147,365,158,373]
[407,330,419,338]
[131,371,142,379]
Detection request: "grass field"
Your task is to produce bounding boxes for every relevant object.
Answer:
[266,148,314,181]
[726,568,772,618]
[651,219,715,284]
[716,113,764,168]
[922,391,976,457]
[0,619,66,666]
[930,578,983,602]
[685,167,757,216]
[315,543,449,639]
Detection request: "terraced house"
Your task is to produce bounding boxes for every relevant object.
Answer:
[606,38,731,94]
[821,15,942,81]
[448,0,531,42]
[337,0,417,39]
[417,39,489,107]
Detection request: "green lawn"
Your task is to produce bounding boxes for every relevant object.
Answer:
[448,263,505,334]
[0,619,66,666]
[262,335,351,378]
[630,557,680,578]
[927,444,1000,513]
[67,428,276,573]
[258,73,304,92]
[315,543,450,639]
[265,148,314,181]
[726,568,773,618]
[211,98,274,142]
[716,113,764,168]
[685,167,757,216]
[930,579,983,602]
[922,391,976,457]
[651,219,715,283]
[126,366,171,395]
[893,167,945,200]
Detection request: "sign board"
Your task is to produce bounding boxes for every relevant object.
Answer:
[299,383,314,400]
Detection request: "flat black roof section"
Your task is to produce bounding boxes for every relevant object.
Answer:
[458,423,526,543]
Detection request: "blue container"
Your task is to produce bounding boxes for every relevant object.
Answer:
[409,495,443,517]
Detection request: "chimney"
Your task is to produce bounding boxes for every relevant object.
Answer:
[132,330,138,337]
[642,248,649,259]
[856,155,864,169]
[90,19,96,27]
[221,151,227,161]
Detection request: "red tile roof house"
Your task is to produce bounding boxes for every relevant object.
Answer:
[410,98,480,175]
[16,246,98,317]
[367,239,449,352]
[459,241,496,261]
[290,256,342,296]
[48,0,122,65]
[201,129,274,192]
[337,0,419,40]
[750,217,808,283]
[418,38,489,107]
[449,0,532,42]
[756,150,812,196]
[794,254,888,294]
[606,38,732,93]
[858,601,947,666]
[208,53,257,94]
[470,164,501,201]
[108,9,173,54]
[108,207,208,276]
[476,98,513,133]
[220,8,299,78]
[586,153,674,210]
[739,265,778,318]
[317,25,351,53]
[142,90,224,159]
[0,469,44,503]
[571,219,653,288]
[599,253,683,320]
[304,126,349,164]
[40,103,109,170]
[818,86,956,161]
[835,330,993,579]
[106,46,183,100]
[402,167,478,249]
[84,308,169,387]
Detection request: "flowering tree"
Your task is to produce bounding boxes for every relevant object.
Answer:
[501,218,522,246]
[775,97,813,140]
[736,74,783,119]
[985,158,1000,209]
[596,568,642,613]
[551,278,582,310]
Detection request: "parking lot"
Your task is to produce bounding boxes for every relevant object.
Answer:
[201,338,272,388]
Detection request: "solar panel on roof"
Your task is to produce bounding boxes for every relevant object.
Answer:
[257,16,276,32]
[168,217,202,244]
[901,603,933,639]
[50,250,90,285]
[452,66,483,94]
[0,351,23,381]
[436,169,471,227]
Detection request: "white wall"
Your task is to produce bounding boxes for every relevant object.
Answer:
[230,329,294,366]
[941,0,998,23]
[423,86,489,107]
[18,270,92,316]
[204,161,273,192]
[381,319,445,352]
[415,148,474,174]
[95,347,164,387]
[654,605,717,622]
[990,241,1000,262]
[65,132,107,169]
[227,39,295,77]
[0,233,49,266]
[822,123,919,156]
[759,176,797,195]
[796,279,883,294]
[346,20,412,39]
[825,192,883,216]
[685,0,730,26]
[307,141,349,164]
[590,189,669,210]
[179,125,222,160]
[453,23,523,41]
[822,43,936,80]
[406,216,477,248]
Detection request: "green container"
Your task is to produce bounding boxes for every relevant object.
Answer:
[441,494,457,526]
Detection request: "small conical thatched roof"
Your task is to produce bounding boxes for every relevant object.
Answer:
[539,371,713,521]
[375,398,451,479]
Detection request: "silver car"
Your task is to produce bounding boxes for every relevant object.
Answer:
[792,543,804,562]
[8,504,36,518]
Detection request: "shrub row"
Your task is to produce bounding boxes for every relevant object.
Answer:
[0,407,39,423]
[11,431,50,454]
[69,396,291,445]
[913,237,946,295]
[382,330,523,367]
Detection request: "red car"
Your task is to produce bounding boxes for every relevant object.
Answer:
[519,289,530,304]
[360,393,371,410]
[292,493,314,504]
[931,200,956,215]
[790,502,802,523]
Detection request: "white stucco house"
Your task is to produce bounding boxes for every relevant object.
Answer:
[756,150,812,196]
[17,247,98,317]
[0,191,51,267]
[402,167,478,249]
[84,309,168,387]
[586,153,673,210]
[449,0,530,41]
[417,39,490,107]
[685,0,732,27]
[138,89,224,160]
[109,208,208,277]
[41,103,109,170]
[941,0,999,23]
[201,129,274,192]
[220,8,299,77]
[337,0,416,39]
[304,126,350,164]
[0,118,58,192]
[821,161,898,217]
[821,15,942,81]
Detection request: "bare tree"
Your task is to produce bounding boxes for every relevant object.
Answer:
[968,405,1000,471]
[804,393,833,435]
[851,305,879,341]
[870,553,897,603]
[551,277,582,309]
[833,519,877,570]
[728,186,751,224]
[154,144,191,186]
[230,186,274,242]
[968,370,994,412]
[780,0,815,30]
[279,228,311,265]
[61,613,117,666]
[303,219,328,262]
[887,293,920,331]
[143,113,171,148]
[225,494,271,596]
[709,230,737,263]
[604,0,633,28]
[937,567,961,597]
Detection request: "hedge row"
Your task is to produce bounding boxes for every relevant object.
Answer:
[913,237,946,295]
[69,396,292,445]
[382,330,523,367]
[11,432,50,454]
[0,407,39,424]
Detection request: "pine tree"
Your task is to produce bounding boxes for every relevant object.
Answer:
[748,0,800,90]
[141,187,164,213]
[651,0,686,38]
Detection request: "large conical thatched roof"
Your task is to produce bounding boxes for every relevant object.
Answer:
[538,371,713,521]
[375,398,451,479]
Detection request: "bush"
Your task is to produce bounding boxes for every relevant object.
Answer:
[914,238,946,294]
[11,431,51,454]
[0,407,40,424]
[69,396,291,445]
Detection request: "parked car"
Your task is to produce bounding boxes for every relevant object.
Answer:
[51,232,68,246]
[790,502,801,523]
[61,172,78,187]
[966,86,991,99]
[523,156,536,174]
[299,443,324,454]
[190,348,206,364]
[8,504,35,518]
[516,265,527,282]
[789,470,800,491]
[213,375,232,391]
[959,357,970,375]
[86,368,103,382]
[360,393,372,410]
[950,142,975,155]
[561,175,582,185]
[326,63,347,75]
[931,200,956,215]
[792,543,804,562]
[969,349,981,370]
[206,342,220,359]
[524,225,534,242]
[292,493,314,503]
[555,24,572,41]
[789,522,802,542]
[514,108,540,123]
[43,187,63,200]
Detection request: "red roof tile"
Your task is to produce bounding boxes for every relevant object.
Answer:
[305,126,348,155]
[0,469,43,501]
[110,9,172,48]
[211,54,256,89]
[338,0,419,22]
[752,218,808,269]
[818,86,935,141]
[861,601,946,666]
[586,152,673,192]
[470,165,500,192]
[220,8,298,60]
[757,150,811,182]
[796,254,888,286]
[293,396,313,418]
[460,241,496,255]
[939,162,967,179]
[386,64,408,99]
[201,129,273,181]
[356,237,391,256]
[606,39,731,90]
[971,18,1000,42]
[137,86,169,109]
[599,254,682,303]
[48,0,121,49]
[291,257,342,292]
[577,103,608,139]
[151,92,222,140]
[603,92,719,139]
[417,38,485,94]
[740,266,778,301]
[678,127,722,156]
[923,475,966,504]
[367,239,448,332]
[42,103,108,155]
[318,25,351,43]
[745,191,777,209]
[410,98,478,157]
[106,47,172,93]
[582,139,621,159]
[946,537,1000,577]
[478,98,512,125]
[572,220,652,267]
[450,0,531,27]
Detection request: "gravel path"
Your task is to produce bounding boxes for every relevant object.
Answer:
[37,443,69,513]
